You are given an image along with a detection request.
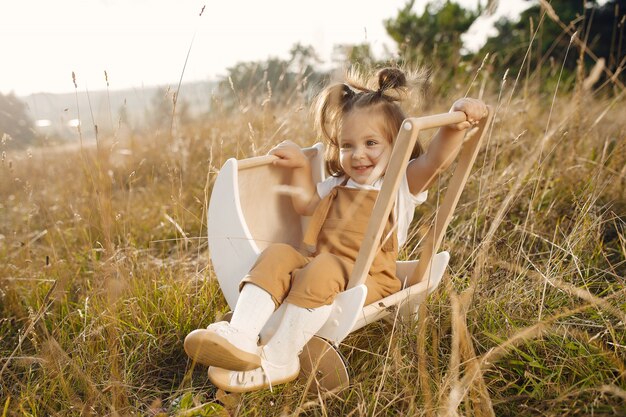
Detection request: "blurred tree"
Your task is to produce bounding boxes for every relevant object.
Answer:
[145,88,174,133]
[117,100,132,131]
[177,99,193,127]
[289,43,322,75]
[0,92,36,149]
[384,0,479,67]
[217,43,326,108]
[144,88,193,135]
[332,43,378,69]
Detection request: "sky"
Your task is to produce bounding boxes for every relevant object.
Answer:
[0,0,531,97]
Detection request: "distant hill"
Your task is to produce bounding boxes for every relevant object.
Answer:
[21,80,217,141]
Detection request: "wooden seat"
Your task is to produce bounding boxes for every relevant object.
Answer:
[207,109,493,392]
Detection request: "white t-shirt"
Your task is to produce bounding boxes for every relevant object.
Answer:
[316,173,427,248]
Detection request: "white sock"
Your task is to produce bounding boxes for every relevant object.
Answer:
[263,303,332,366]
[229,284,275,339]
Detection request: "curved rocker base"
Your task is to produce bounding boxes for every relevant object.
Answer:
[299,336,350,394]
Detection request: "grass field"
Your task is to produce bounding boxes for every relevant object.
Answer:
[1,51,625,416]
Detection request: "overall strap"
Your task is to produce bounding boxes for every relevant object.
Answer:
[302,188,339,252]
[302,178,350,250]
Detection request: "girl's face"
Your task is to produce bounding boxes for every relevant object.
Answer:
[339,106,393,185]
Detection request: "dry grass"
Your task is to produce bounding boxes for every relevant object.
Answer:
[2,30,626,417]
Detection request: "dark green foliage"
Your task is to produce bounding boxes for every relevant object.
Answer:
[478,0,626,89]
[384,0,479,67]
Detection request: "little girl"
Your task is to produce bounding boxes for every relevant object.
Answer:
[185,67,488,392]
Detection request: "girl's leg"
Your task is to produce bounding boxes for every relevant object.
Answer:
[184,284,275,371]
[208,303,332,392]
[185,243,308,371]
[263,302,332,365]
[263,252,348,366]
[208,253,347,391]
[229,283,275,338]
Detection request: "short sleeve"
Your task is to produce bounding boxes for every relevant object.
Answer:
[400,172,428,205]
[395,170,427,248]
[316,176,344,198]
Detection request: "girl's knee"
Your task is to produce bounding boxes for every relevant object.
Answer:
[289,253,349,303]
[254,243,305,267]
[262,243,296,257]
[307,253,349,276]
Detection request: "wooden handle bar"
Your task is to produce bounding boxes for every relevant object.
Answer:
[237,146,319,170]
[237,112,466,171]
[408,111,467,130]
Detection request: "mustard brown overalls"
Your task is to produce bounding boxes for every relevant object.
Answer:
[240,181,401,308]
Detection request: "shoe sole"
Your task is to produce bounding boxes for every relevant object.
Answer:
[208,366,300,393]
[184,329,261,371]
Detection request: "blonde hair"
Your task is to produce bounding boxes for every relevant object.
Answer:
[313,67,428,177]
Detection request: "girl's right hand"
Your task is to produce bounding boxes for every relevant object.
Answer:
[269,140,309,169]
[446,98,488,131]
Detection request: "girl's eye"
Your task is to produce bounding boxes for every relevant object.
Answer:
[340,143,352,149]
[366,140,378,146]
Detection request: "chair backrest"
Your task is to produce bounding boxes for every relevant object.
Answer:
[207,143,325,309]
[235,143,326,251]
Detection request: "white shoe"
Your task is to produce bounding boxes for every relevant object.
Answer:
[207,356,300,393]
[184,322,261,371]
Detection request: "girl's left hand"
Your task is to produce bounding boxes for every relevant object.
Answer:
[447,98,488,131]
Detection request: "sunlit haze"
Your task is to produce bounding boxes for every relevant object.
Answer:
[1,0,529,96]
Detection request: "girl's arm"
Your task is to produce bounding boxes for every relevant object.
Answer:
[406,98,488,195]
[269,140,321,216]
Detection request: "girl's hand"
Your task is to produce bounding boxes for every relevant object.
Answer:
[269,140,309,169]
[447,98,488,131]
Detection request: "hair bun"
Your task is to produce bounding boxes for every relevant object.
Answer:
[377,68,407,91]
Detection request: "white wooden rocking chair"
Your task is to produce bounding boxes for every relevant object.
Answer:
[207,108,493,392]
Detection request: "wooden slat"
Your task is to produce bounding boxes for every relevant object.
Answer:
[408,107,493,286]
[237,145,322,251]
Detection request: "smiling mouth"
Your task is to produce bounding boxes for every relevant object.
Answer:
[353,165,372,172]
